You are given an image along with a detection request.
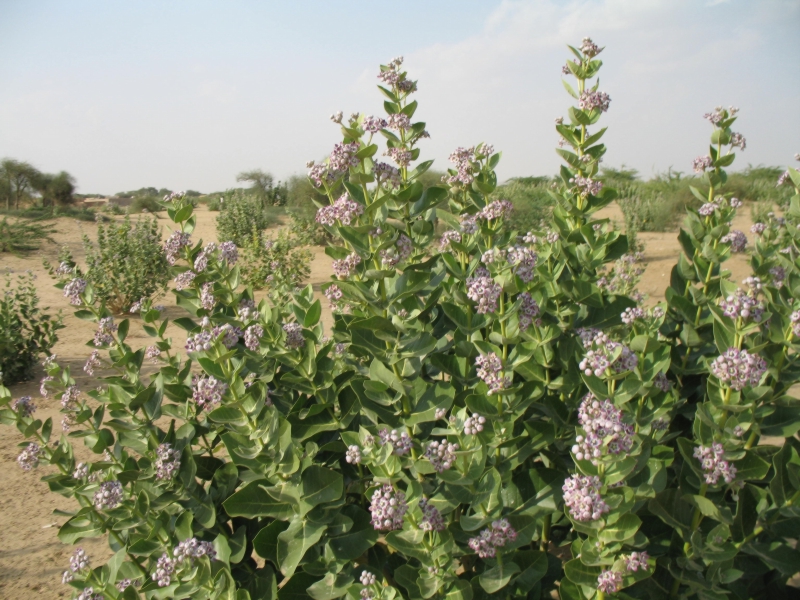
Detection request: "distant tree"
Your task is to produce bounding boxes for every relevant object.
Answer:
[601,165,640,182]
[237,169,285,206]
[1,159,41,210]
[32,171,76,206]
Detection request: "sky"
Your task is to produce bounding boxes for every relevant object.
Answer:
[0,0,798,195]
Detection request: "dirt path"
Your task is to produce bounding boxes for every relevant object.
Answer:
[0,204,761,598]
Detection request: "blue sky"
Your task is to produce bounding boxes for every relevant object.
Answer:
[1,0,798,194]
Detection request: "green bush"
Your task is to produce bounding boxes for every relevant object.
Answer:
[0,216,55,254]
[130,195,165,214]
[0,271,62,384]
[240,226,312,293]
[498,176,554,233]
[77,215,169,313]
[216,190,276,246]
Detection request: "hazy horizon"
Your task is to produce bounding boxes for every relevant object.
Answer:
[1,0,798,195]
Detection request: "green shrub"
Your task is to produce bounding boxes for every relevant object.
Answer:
[130,195,165,214]
[76,215,169,313]
[0,271,62,384]
[240,226,312,293]
[498,176,554,232]
[0,216,55,254]
[207,197,222,211]
[216,190,276,246]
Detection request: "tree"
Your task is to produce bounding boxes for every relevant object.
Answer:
[236,169,285,206]
[1,159,40,210]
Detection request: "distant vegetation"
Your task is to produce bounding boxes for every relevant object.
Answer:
[0,158,76,210]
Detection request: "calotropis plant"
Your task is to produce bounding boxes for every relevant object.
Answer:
[1,39,798,600]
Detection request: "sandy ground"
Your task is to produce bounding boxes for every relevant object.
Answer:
[0,204,761,598]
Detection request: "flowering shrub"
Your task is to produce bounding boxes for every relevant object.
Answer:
[0,271,62,384]
[2,42,800,600]
[239,227,312,293]
[215,190,277,246]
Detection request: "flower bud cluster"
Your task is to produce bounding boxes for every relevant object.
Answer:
[369,484,408,531]
[439,230,461,250]
[580,37,602,57]
[186,331,213,353]
[475,352,510,394]
[192,375,228,410]
[481,247,504,265]
[17,442,41,471]
[621,306,645,324]
[710,348,767,390]
[562,474,609,521]
[596,570,623,594]
[316,193,364,226]
[693,155,714,173]
[506,245,537,282]
[578,90,610,112]
[94,480,123,510]
[155,443,181,481]
[466,271,502,314]
[12,395,36,417]
[573,394,634,463]
[61,384,81,409]
[63,277,87,305]
[374,162,401,188]
[193,242,214,272]
[479,199,513,220]
[460,214,479,234]
[578,331,638,376]
[164,231,191,265]
[730,132,746,150]
[624,551,650,572]
[425,440,459,472]
[518,292,541,331]
[174,537,217,562]
[332,252,362,278]
[363,116,387,133]
[379,428,413,455]
[174,270,196,290]
[70,547,90,572]
[721,229,747,253]
[468,519,518,558]
[211,324,242,349]
[387,113,411,131]
[219,241,238,265]
[93,317,117,347]
[464,412,486,435]
[244,324,263,351]
[719,288,764,322]
[380,234,412,266]
[385,147,412,167]
[200,283,215,310]
[153,553,175,587]
[419,498,446,532]
[345,445,361,464]
[569,175,603,197]
[693,443,737,485]
[76,588,103,600]
[283,323,305,349]
[446,147,477,185]
[83,350,101,375]
[377,57,416,93]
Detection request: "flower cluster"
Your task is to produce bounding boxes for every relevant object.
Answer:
[481,247,504,265]
[192,375,228,410]
[379,428,413,455]
[199,283,215,310]
[693,443,737,485]
[219,241,238,264]
[17,442,40,471]
[73,462,89,479]
[569,175,603,197]
[377,56,416,93]
[76,588,103,600]
[12,395,36,418]
[84,350,101,375]
[719,288,764,322]
[369,484,408,531]
[654,372,672,393]
[439,230,461,250]
[517,292,540,331]
[425,440,459,472]
[380,234,412,266]
[94,480,123,510]
[468,519,518,559]
[211,324,242,349]
[152,553,176,587]
[578,90,611,112]
[506,245,537,282]
[93,317,117,347]
[466,270,502,314]
[374,161,401,188]
[573,394,634,463]
[174,270,196,290]
[186,331,213,352]
[597,570,623,594]
[464,413,486,435]
[721,229,748,252]
[345,445,361,464]
[479,199,513,220]
[329,142,360,173]
[61,384,81,409]
[164,231,191,265]
[63,277,87,305]
[363,115,387,133]
[751,222,767,235]
[621,306,645,324]
[244,324,263,351]
[387,113,411,131]
[461,214,479,234]
[332,252,362,278]
[419,498,446,532]
[316,193,364,226]
[578,331,638,376]
[580,37,602,57]
[562,474,609,521]
[710,348,767,390]
[475,352,510,394]
[446,146,477,185]
[283,323,305,350]
[791,311,800,337]
[384,147,412,167]
[155,443,181,481]
[174,537,217,562]
[693,155,714,173]
[624,551,650,572]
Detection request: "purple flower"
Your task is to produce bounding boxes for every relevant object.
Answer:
[517,292,540,331]
[155,443,181,481]
[374,162,401,189]
[506,246,537,282]
[569,175,603,197]
[703,108,724,125]
[199,283,215,310]
[624,551,650,572]
[475,353,510,395]
[579,332,638,376]
[710,348,767,390]
[363,116,387,133]
[460,214,479,234]
[730,132,746,150]
[283,323,305,350]
[152,553,176,587]
[244,325,263,351]
[164,231,191,265]
[479,199,513,221]
[419,498,446,532]
[219,241,238,265]
[621,307,645,325]
[186,331,213,353]
[84,350,102,376]
[466,274,502,314]
[578,90,611,112]
[94,480,123,510]
[379,428,413,455]
[446,146,477,185]
[316,193,364,226]
[654,372,672,393]
[562,474,609,521]
[63,278,87,305]
[580,37,602,57]
[12,396,36,418]
[439,230,461,250]
[721,230,747,253]
[387,113,411,131]
[380,234,413,267]
[693,443,737,485]
[777,170,790,187]
[597,570,623,594]
[369,484,408,531]
[463,413,486,435]
[332,252,362,278]
[572,394,634,464]
[425,440,459,472]
[468,519,517,558]
[693,155,714,173]
[211,324,242,349]
[61,385,80,409]
[69,547,90,572]
[93,317,117,347]
[192,375,228,410]
[17,442,41,471]
[385,147,413,167]
[174,270,196,290]
[174,537,216,562]
[719,288,764,321]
